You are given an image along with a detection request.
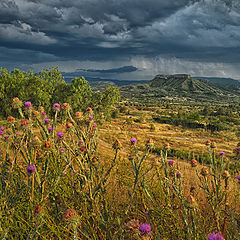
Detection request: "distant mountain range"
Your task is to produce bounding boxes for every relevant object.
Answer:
[62,71,240,102]
[62,73,147,86]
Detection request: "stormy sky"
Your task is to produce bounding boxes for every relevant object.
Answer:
[1,0,240,80]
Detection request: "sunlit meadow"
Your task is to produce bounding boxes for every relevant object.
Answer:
[0,96,239,240]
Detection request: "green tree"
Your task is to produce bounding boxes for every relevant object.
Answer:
[98,86,120,120]
[67,77,92,111]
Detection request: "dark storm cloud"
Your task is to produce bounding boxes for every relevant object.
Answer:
[78,66,138,73]
[1,0,240,77]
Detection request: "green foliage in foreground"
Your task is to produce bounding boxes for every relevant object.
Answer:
[0,67,120,119]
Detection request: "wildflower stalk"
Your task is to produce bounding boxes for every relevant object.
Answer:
[41,155,76,202]
[31,175,34,202]
[17,107,25,119]
[73,224,78,240]
[92,148,119,199]
[52,111,58,138]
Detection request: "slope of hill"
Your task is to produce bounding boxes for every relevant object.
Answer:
[194,76,240,93]
[121,74,240,103]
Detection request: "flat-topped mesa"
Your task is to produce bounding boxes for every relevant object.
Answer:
[173,74,191,79]
[155,74,191,79]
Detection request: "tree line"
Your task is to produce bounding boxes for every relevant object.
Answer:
[0,67,120,119]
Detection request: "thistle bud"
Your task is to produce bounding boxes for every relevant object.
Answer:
[80,146,86,152]
[125,219,140,231]
[21,119,30,127]
[38,106,44,112]
[233,147,240,155]
[210,142,216,148]
[7,116,15,123]
[164,142,170,150]
[113,139,122,150]
[75,112,83,118]
[152,158,159,167]
[186,195,198,208]
[34,205,42,214]
[86,107,92,112]
[146,138,154,149]
[66,122,73,129]
[32,110,39,116]
[200,166,209,176]
[167,159,175,166]
[92,156,99,163]
[12,97,22,108]
[13,97,20,103]
[32,136,41,146]
[205,139,211,146]
[62,103,69,110]
[176,171,182,178]
[222,170,230,179]
[191,159,197,167]
[43,141,52,149]
[63,209,77,221]
[36,151,42,159]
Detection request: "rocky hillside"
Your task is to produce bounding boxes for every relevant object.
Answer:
[121,74,240,103]
[194,76,240,94]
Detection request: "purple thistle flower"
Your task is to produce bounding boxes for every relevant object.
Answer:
[4,136,9,141]
[41,112,46,116]
[89,115,93,120]
[25,101,32,107]
[237,175,240,181]
[44,118,50,125]
[57,131,64,138]
[167,159,175,166]
[53,103,60,108]
[78,141,83,145]
[0,130,4,135]
[53,103,60,111]
[139,223,151,235]
[15,132,18,135]
[60,148,65,152]
[93,123,97,127]
[130,138,137,144]
[0,126,4,131]
[176,171,182,178]
[207,232,224,240]
[219,151,226,156]
[27,165,36,175]
[47,127,53,132]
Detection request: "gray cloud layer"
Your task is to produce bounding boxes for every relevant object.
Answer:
[1,0,240,78]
